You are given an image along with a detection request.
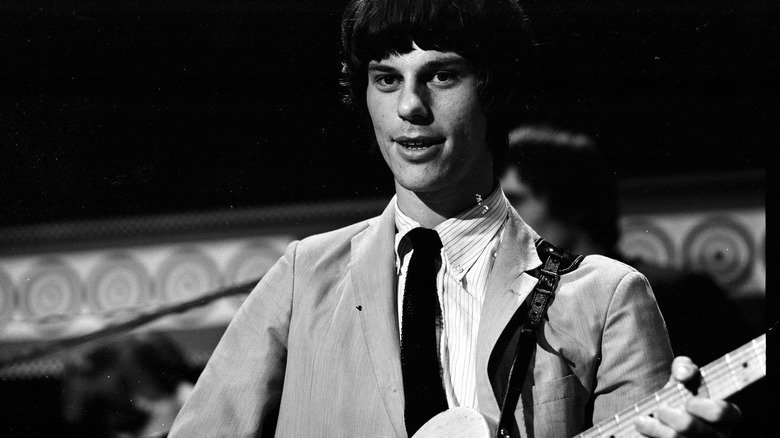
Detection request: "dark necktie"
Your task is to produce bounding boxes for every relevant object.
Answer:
[401,227,448,436]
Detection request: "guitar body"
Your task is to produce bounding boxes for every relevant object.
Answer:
[412,407,492,438]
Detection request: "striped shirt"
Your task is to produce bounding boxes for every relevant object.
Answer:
[394,187,508,410]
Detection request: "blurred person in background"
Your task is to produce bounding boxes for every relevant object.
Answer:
[61,331,198,438]
[499,121,765,434]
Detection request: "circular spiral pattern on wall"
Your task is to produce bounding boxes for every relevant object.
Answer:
[20,260,82,319]
[87,253,151,313]
[155,249,222,324]
[683,216,754,287]
[619,220,676,267]
[0,268,15,324]
[227,247,277,284]
[225,243,280,308]
[19,259,82,335]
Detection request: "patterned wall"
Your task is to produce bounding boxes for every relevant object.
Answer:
[619,209,765,299]
[0,236,293,342]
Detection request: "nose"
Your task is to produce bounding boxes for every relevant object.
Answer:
[397,83,430,123]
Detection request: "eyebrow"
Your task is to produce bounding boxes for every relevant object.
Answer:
[367,63,397,74]
[367,55,473,74]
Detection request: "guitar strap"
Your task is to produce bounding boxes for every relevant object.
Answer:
[495,239,584,438]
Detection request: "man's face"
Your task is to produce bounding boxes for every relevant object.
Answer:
[366,43,492,197]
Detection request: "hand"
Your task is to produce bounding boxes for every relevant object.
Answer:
[634,356,742,437]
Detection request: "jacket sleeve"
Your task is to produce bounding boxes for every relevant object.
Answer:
[168,240,299,437]
[591,269,673,424]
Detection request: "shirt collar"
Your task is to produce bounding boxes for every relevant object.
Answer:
[393,184,509,280]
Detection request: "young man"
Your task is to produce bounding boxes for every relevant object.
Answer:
[170,0,741,436]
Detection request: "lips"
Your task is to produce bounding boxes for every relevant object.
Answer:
[395,136,445,149]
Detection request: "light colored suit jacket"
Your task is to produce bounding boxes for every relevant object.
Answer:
[170,202,672,438]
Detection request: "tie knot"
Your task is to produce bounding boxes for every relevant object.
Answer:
[406,227,442,253]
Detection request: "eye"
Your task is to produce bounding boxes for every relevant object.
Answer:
[431,71,456,86]
[374,74,401,91]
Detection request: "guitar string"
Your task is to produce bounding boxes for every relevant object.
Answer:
[598,384,692,437]
[578,336,765,438]
[576,341,765,438]
[577,383,690,438]
[701,336,766,399]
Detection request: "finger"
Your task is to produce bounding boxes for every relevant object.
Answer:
[634,414,677,438]
[686,398,742,425]
[653,405,725,438]
[670,357,697,383]
[667,357,703,392]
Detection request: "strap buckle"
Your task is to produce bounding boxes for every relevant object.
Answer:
[537,268,560,292]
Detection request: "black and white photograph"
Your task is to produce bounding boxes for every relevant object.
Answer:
[0,0,771,437]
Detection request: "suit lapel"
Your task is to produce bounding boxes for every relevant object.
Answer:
[350,203,406,436]
[475,211,543,420]
[348,204,544,432]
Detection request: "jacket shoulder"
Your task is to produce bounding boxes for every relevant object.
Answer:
[554,253,654,311]
[574,254,646,284]
[290,215,379,268]
[299,216,375,247]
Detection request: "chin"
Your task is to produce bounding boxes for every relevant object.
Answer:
[401,178,449,195]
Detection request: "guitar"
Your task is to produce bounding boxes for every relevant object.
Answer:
[413,333,766,438]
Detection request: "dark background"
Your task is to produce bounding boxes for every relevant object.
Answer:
[0,0,771,228]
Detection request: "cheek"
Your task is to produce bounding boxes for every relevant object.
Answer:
[366,91,391,132]
[449,97,487,141]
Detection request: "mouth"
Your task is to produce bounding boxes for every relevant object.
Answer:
[395,137,445,150]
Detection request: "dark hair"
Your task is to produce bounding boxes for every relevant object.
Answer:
[340,0,539,172]
[504,123,621,255]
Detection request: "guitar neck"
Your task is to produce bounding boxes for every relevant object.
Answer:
[575,334,766,438]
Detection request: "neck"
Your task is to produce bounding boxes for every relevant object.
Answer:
[395,177,495,228]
